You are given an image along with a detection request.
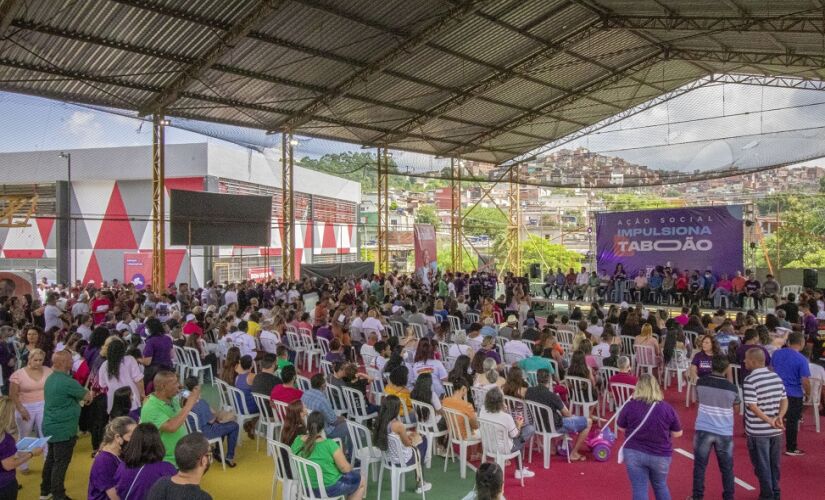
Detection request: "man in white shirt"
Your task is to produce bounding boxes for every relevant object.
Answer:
[43,293,64,331]
[233,320,257,358]
[76,315,94,341]
[70,293,90,319]
[575,267,589,301]
[223,284,238,306]
[503,331,531,363]
[591,330,615,358]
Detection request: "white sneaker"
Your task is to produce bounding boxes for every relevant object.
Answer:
[416,482,433,494]
[515,468,535,479]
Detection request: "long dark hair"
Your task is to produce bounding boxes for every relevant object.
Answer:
[566,351,590,379]
[383,347,404,374]
[373,395,401,451]
[122,423,165,468]
[299,411,326,458]
[414,338,434,363]
[89,326,109,349]
[475,462,504,500]
[470,350,486,375]
[502,366,526,397]
[448,354,472,386]
[410,373,435,421]
[145,317,164,337]
[280,400,306,446]
[106,337,127,379]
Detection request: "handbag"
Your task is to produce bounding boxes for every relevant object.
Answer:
[617,402,657,464]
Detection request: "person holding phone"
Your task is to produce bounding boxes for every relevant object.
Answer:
[0,396,44,499]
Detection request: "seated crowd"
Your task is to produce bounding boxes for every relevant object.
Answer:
[0,267,820,500]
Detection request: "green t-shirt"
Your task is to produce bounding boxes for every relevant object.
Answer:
[519,356,554,374]
[42,371,87,442]
[277,358,294,373]
[140,395,185,466]
[291,436,342,488]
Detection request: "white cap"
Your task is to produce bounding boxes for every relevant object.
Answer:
[620,301,629,310]
[185,313,196,322]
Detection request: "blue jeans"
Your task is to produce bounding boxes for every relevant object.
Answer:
[203,421,239,460]
[692,430,734,500]
[562,416,588,434]
[747,434,781,500]
[320,469,361,497]
[623,448,672,500]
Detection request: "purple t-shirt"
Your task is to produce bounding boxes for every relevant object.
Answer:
[115,460,177,500]
[618,400,681,457]
[0,433,16,490]
[143,335,173,369]
[315,327,333,343]
[88,450,121,500]
[691,352,714,378]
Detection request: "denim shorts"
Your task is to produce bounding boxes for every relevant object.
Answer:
[319,470,361,497]
[562,416,588,434]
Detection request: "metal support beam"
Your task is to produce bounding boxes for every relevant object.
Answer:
[151,114,166,290]
[450,158,462,271]
[138,0,285,115]
[274,0,492,130]
[282,132,295,281]
[603,12,825,34]
[376,148,389,274]
[502,167,521,275]
[0,0,22,36]
[447,50,666,155]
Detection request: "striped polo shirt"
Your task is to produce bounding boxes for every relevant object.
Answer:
[743,367,787,437]
[695,374,740,436]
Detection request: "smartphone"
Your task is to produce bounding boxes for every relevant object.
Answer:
[180,390,191,399]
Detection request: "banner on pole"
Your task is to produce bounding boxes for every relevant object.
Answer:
[124,253,152,290]
[596,205,744,277]
[414,224,437,279]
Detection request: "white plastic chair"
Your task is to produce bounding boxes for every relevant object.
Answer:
[286,331,306,368]
[442,381,454,398]
[442,406,481,479]
[524,400,568,469]
[183,346,213,383]
[729,363,745,416]
[301,333,322,372]
[291,454,346,500]
[634,344,657,377]
[253,392,280,447]
[465,312,479,324]
[320,360,334,378]
[224,384,259,446]
[411,400,447,468]
[608,383,636,431]
[470,386,489,411]
[346,420,381,496]
[376,433,426,500]
[410,324,426,339]
[478,418,525,489]
[663,356,687,393]
[296,375,312,393]
[267,439,297,500]
[447,315,461,332]
[173,345,189,382]
[342,386,378,426]
[804,377,822,433]
[213,378,233,412]
[326,384,348,417]
[566,376,599,417]
[186,412,226,471]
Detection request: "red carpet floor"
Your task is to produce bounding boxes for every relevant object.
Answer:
[484,385,824,500]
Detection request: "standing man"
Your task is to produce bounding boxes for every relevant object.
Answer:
[41,350,92,500]
[743,348,787,500]
[141,370,202,466]
[771,332,810,456]
[690,355,740,500]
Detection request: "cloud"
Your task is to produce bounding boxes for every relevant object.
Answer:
[64,110,112,148]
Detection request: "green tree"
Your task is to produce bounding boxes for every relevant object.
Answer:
[600,193,681,211]
[755,195,825,269]
[416,205,440,231]
[520,234,583,275]
[463,206,508,239]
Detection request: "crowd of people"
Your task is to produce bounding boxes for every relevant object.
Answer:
[0,266,819,500]
[542,264,789,311]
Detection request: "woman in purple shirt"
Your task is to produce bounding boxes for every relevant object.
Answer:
[0,399,44,499]
[88,416,136,500]
[115,423,177,500]
[140,318,173,385]
[689,334,720,383]
[618,374,682,500]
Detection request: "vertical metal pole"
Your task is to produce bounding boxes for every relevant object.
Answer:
[187,221,192,287]
[505,166,521,274]
[450,157,462,271]
[282,132,295,281]
[151,114,166,290]
[376,147,389,274]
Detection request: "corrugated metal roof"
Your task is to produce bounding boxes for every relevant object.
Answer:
[1,0,824,164]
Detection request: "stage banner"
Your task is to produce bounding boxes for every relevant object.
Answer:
[124,253,152,290]
[414,224,437,278]
[596,205,743,277]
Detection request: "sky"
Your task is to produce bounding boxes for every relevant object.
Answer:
[2,79,825,175]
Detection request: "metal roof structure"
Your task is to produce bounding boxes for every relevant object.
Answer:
[2,0,825,164]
